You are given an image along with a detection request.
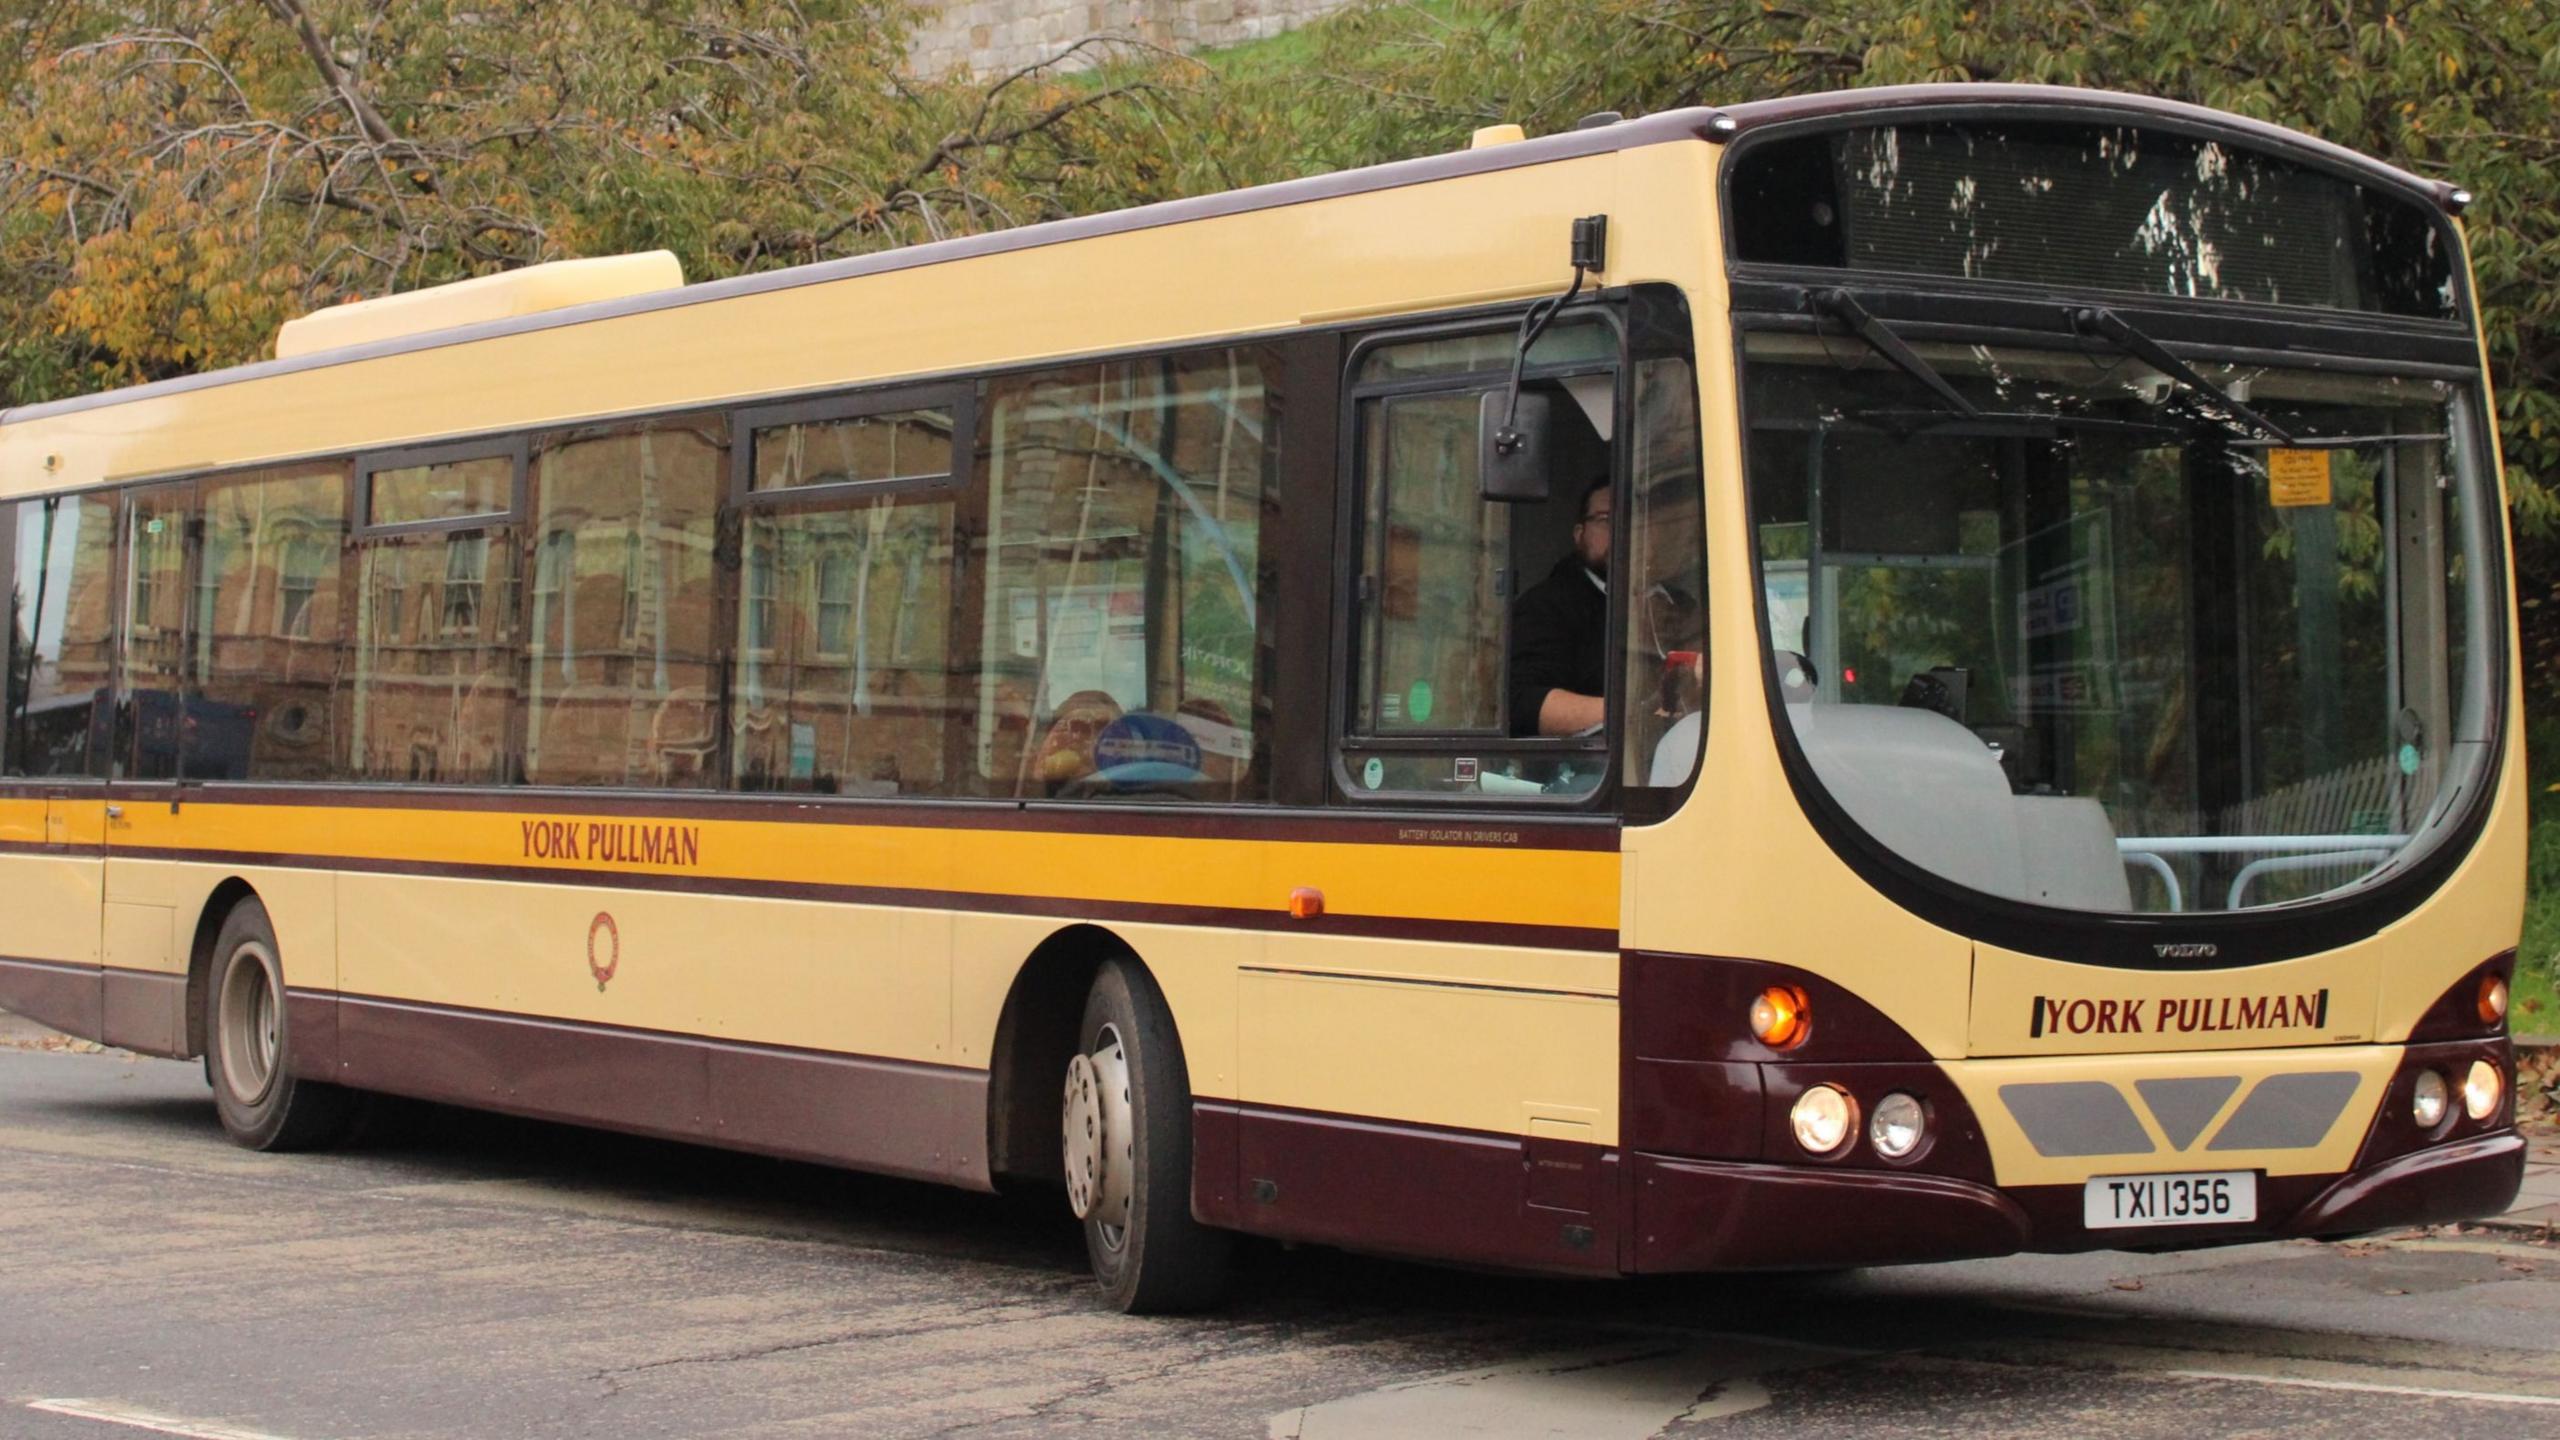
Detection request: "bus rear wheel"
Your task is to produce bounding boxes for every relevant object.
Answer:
[205,898,362,1152]
[1062,957,1231,1313]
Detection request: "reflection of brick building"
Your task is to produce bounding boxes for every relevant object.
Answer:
[194,467,350,781]
[521,422,725,789]
[8,494,119,775]
[8,351,1280,800]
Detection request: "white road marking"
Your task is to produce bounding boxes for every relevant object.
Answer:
[1267,1344,1797,1439]
[2166,1370,2560,1409]
[24,1399,303,1440]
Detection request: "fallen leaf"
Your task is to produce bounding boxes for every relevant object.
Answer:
[2110,1277,2145,1291]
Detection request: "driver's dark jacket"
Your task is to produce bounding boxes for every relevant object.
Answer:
[1507,554,1606,736]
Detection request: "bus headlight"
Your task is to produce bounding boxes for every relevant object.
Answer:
[2464,1059,2504,1122]
[2411,1069,2449,1129]
[1868,1092,1927,1159]
[1790,1084,1855,1155]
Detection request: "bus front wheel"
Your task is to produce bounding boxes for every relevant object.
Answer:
[205,898,362,1152]
[1062,958,1231,1313]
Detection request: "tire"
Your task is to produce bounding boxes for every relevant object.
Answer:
[205,898,362,1152]
[1063,957,1231,1313]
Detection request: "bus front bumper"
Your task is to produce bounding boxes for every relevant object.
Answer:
[1627,1127,2525,1273]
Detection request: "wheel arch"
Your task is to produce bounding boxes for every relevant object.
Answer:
[986,923,1145,1186]
[183,877,262,1061]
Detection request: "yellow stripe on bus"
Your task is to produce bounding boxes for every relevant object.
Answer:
[109,801,1621,934]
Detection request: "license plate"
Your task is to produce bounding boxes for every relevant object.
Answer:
[2083,1170,2257,1230]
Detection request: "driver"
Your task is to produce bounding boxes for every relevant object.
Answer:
[1507,476,1610,736]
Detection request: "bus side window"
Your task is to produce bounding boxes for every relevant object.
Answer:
[524,415,725,790]
[348,446,523,785]
[726,395,965,798]
[192,463,350,783]
[971,348,1278,803]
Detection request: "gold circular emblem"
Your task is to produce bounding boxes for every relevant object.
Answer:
[587,912,621,992]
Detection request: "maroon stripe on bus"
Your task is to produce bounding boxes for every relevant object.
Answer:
[0,956,104,1041]
[100,968,189,1059]
[327,993,993,1191]
[1219,1098,1621,1276]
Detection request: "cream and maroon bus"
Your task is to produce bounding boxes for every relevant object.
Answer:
[0,85,2523,1311]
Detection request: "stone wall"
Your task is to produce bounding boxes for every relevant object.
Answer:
[908,0,1354,77]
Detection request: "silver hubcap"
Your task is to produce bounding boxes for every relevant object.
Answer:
[1062,1024,1134,1247]
[217,941,281,1107]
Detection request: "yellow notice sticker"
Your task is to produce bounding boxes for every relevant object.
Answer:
[2267,448,2333,508]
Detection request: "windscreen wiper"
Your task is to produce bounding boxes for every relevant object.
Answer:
[2069,306,2296,444]
[1811,289,1982,419]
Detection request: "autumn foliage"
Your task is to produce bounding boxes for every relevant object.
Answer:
[0,0,1130,400]
[2,0,2554,549]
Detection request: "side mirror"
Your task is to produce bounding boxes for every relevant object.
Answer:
[1479,389,1555,503]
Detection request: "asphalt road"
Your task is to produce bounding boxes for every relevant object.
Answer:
[2,1037,2557,1440]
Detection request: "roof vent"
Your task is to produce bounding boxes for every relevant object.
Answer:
[1574,111,1625,131]
[1469,124,1527,150]
[274,251,686,360]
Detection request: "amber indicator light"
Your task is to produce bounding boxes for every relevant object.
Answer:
[2479,973,2510,1026]
[1287,887,1325,920]
[1750,985,1810,1049]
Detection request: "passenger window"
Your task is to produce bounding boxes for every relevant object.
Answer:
[350,445,523,783]
[118,484,193,780]
[5,493,116,778]
[972,348,1278,802]
[525,415,724,789]
[191,463,350,781]
[1343,322,1617,801]
[728,393,966,796]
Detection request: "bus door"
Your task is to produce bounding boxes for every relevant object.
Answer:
[0,491,114,1037]
[99,480,194,1057]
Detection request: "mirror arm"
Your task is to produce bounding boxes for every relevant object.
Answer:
[1493,214,1609,459]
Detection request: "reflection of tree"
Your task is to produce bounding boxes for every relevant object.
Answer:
[1835,566,1997,708]
[5,580,24,758]
[2104,447,2195,817]
[2256,444,2386,600]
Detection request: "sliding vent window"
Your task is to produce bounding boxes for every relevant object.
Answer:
[191,464,349,781]
[751,407,953,493]
[350,444,523,783]
[526,415,726,788]
[1362,392,1510,737]
[974,349,1278,801]
[368,453,512,527]
[5,494,116,778]
[729,391,968,796]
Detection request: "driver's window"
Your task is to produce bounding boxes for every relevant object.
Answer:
[1342,321,1617,801]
